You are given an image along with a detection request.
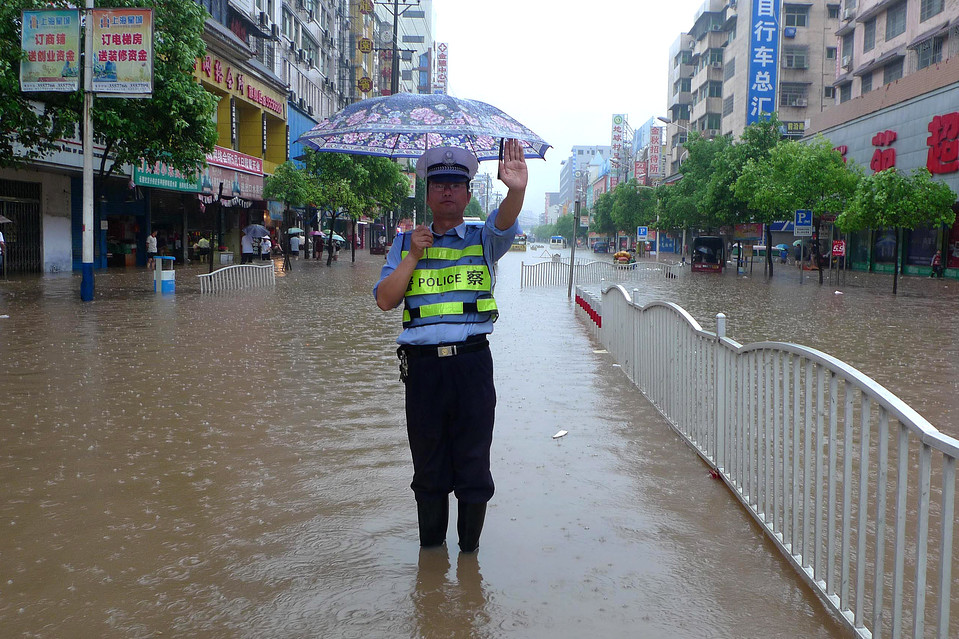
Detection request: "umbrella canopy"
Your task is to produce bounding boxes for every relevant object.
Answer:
[793,239,804,246]
[242,224,269,238]
[0,214,11,224]
[323,233,346,243]
[774,243,789,250]
[287,227,304,234]
[297,92,550,161]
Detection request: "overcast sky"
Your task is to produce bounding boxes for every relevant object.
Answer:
[433,0,706,218]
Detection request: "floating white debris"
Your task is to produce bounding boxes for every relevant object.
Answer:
[0,315,9,319]
[552,430,568,439]
[834,291,843,295]
[593,349,608,354]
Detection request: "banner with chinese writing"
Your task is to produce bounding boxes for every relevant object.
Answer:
[432,42,448,94]
[747,0,779,125]
[649,127,662,177]
[92,8,154,96]
[611,114,626,181]
[20,10,80,92]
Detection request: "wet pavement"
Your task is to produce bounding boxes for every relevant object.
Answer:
[3,248,942,637]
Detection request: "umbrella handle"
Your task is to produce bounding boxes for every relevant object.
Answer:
[496,138,504,180]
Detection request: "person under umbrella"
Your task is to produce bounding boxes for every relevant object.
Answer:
[373,139,527,553]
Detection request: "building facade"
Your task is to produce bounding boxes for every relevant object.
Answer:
[807,0,959,276]
[662,0,841,178]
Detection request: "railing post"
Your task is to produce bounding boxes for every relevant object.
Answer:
[716,313,726,472]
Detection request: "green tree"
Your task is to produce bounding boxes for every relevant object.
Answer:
[2,0,217,177]
[836,167,956,293]
[464,198,485,220]
[590,191,616,239]
[305,151,409,264]
[735,136,860,282]
[706,116,785,274]
[263,161,318,212]
[611,179,657,254]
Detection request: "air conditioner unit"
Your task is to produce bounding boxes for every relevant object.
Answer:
[308,9,314,22]
[706,129,720,137]
[288,39,296,52]
[841,54,852,68]
[843,7,855,19]
[297,48,305,63]
[711,24,722,31]
[271,24,280,40]
[259,11,268,26]
[290,90,298,102]
[795,98,808,107]
[711,61,722,68]
[298,97,306,110]
[307,105,314,116]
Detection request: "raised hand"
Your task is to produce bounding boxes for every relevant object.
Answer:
[498,138,528,193]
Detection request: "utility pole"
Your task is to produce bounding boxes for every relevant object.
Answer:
[390,0,399,95]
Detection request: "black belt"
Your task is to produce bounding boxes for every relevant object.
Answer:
[400,336,489,358]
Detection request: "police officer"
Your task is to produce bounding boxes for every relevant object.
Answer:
[374,140,527,552]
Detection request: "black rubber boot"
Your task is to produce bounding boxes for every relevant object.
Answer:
[457,501,487,553]
[416,497,449,547]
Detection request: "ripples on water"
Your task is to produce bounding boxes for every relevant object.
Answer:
[0,252,893,637]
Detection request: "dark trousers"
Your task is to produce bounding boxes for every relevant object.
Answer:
[241,252,254,264]
[404,345,496,504]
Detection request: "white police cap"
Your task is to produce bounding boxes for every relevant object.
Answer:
[415,146,479,182]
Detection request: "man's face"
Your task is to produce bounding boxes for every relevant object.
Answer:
[426,179,471,218]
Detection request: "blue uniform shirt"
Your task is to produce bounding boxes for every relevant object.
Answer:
[374,209,519,346]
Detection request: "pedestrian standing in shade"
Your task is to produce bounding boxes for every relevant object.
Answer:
[146,230,158,270]
[373,140,527,553]
[289,233,301,260]
[931,249,944,278]
[240,231,255,264]
[261,236,272,261]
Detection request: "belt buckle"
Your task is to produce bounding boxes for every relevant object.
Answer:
[437,345,456,357]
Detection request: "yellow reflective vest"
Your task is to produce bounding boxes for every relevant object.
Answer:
[400,232,499,328]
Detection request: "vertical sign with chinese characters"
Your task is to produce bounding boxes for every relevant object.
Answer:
[649,127,662,177]
[747,0,779,125]
[610,114,626,186]
[926,112,959,175]
[20,10,80,92]
[432,42,448,94]
[91,9,154,96]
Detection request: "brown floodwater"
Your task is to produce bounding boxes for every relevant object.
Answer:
[5,248,938,638]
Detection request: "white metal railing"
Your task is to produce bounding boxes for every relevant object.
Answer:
[520,259,686,288]
[197,263,276,293]
[575,284,959,639]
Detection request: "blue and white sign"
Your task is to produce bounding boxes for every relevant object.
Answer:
[636,226,648,240]
[746,0,780,125]
[794,209,812,237]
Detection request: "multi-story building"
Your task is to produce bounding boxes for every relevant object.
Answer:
[662,0,840,178]
[373,0,434,95]
[558,145,611,215]
[806,0,959,277]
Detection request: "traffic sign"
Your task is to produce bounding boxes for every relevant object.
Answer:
[794,209,812,237]
[636,226,648,240]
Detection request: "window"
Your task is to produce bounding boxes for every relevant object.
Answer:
[783,46,809,69]
[780,83,809,106]
[723,95,734,116]
[784,4,810,27]
[826,47,837,59]
[883,58,903,83]
[860,72,872,94]
[282,8,293,40]
[842,32,855,58]
[708,81,723,97]
[920,0,944,22]
[828,4,840,19]
[863,18,876,52]
[917,36,944,69]
[824,86,836,98]
[885,2,906,41]
[723,57,736,80]
[706,114,721,130]
[839,82,852,102]
[679,78,691,92]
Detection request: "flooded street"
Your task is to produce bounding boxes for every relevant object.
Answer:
[4,248,948,638]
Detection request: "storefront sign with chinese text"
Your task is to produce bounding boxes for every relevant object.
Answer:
[195,54,285,118]
[927,112,959,175]
[747,0,780,125]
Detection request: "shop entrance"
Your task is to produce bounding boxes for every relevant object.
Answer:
[0,179,43,274]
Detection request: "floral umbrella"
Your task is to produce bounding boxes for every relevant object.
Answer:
[297,92,550,161]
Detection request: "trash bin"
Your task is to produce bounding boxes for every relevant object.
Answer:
[153,256,176,294]
[219,251,234,265]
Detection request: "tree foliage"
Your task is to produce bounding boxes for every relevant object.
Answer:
[304,151,409,219]
[1,0,218,177]
[837,167,956,293]
[263,161,318,210]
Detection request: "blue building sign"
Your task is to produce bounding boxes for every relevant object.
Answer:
[747,0,780,125]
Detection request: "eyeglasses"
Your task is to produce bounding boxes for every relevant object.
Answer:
[428,182,468,193]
